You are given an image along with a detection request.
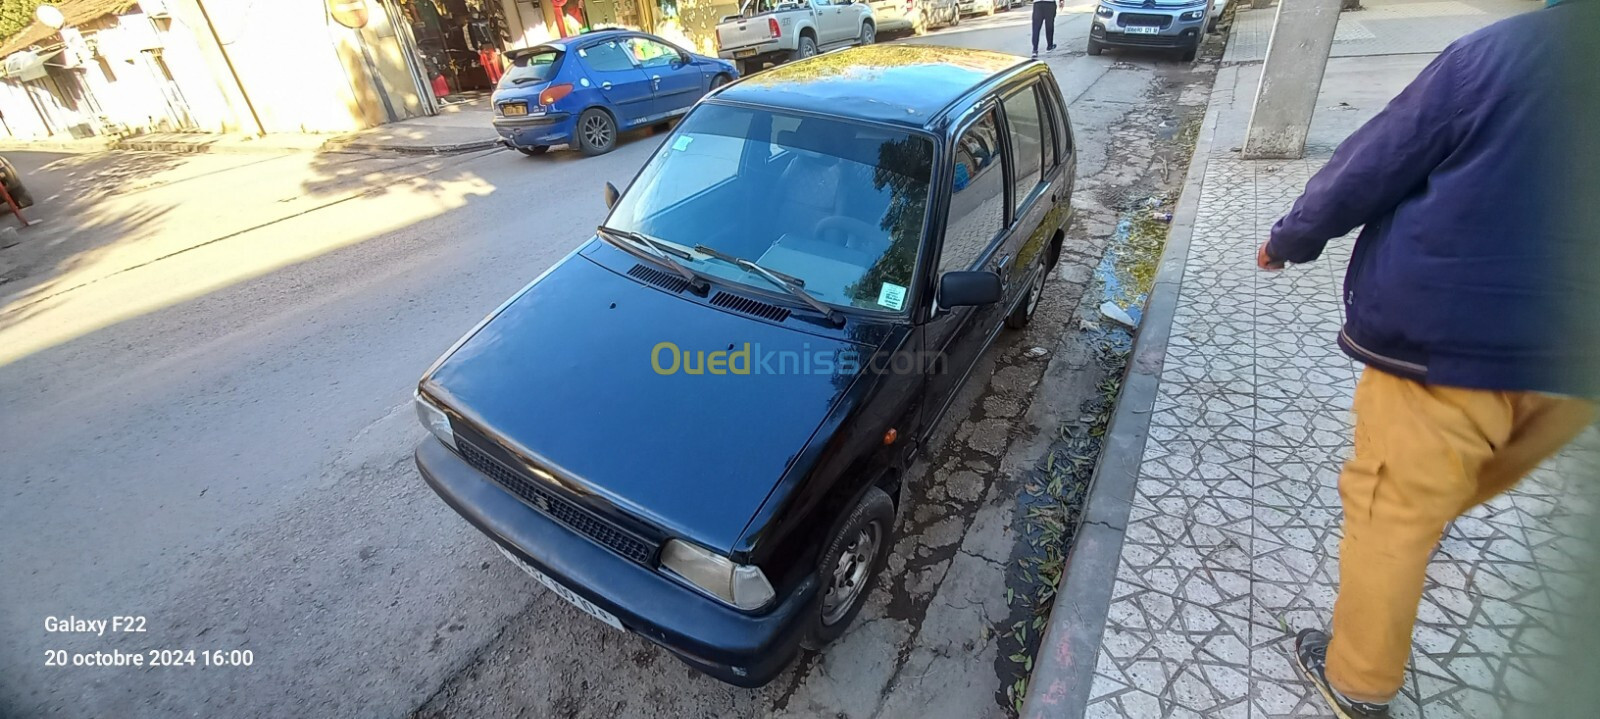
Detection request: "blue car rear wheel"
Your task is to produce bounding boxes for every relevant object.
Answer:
[577,108,617,156]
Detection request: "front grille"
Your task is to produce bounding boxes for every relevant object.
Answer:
[1118,13,1173,28]
[457,441,658,565]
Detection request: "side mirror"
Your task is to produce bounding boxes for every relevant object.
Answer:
[604,182,620,209]
[937,271,1003,308]
[677,50,692,65]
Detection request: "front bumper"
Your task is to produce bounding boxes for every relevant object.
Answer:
[1091,9,1205,48]
[492,112,574,148]
[415,438,819,687]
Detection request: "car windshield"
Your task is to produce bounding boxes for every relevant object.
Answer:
[500,49,561,87]
[605,104,935,314]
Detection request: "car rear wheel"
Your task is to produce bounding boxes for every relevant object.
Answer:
[859,21,875,45]
[791,34,818,62]
[576,109,616,156]
[1006,262,1048,329]
[801,485,894,651]
[515,145,549,157]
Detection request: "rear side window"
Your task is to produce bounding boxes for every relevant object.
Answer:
[581,41,636,73]
[940,108,1007,273]
[1002,86,1046,211]
[500,49,561,87]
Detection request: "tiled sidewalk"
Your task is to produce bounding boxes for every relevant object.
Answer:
[1071,33,1600,719]
[1223,0,1531,64]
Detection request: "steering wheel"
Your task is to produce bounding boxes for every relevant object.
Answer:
[814,216,882,253]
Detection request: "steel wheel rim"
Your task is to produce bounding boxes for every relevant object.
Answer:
[863,25,874,43]
[1027,267,1045,316]
[802,40,816,57]
[821,521,880,625]
[583,114,613,150]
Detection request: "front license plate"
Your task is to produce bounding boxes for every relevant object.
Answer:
[497,545,625,631]
[1125,25,1160,35]
[734,48,759,59]
[501,103,528,117]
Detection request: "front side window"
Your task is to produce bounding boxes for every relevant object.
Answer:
[1002,86,1045,212]
[606,104,935,313]
[940,108,1007,274]
[625,37,681,68]
[582,41,636,73]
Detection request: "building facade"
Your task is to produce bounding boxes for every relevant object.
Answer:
[0,0,736,143]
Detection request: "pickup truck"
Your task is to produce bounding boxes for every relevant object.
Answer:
[716,0,876,76]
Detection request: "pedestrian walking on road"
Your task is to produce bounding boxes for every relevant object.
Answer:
[1256,5,1597,718]
[1031,0,1059,57]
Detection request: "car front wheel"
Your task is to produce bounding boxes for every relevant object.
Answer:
[1088,38,1104,56]
[1006,262,1048,329]
[801,485,895,650]
[576,108,616,156]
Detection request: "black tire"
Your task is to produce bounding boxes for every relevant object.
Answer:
[1180,43,1198,62]
[515,145,549,157]
[790,34,818,62]
[575,108,617,156]
[1087,38,1104,56]
[710,73,731,90]
[859,21,875,45]
[801,486,895,651]
[912,13,927,35]
[1005,262,1048,329]
[736,59,757,76]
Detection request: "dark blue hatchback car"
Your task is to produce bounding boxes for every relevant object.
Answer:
[492,30,738,157]
[419,45,1075,686]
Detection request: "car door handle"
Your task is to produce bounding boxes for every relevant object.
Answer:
[996,254,1013,274]
[651,75,661,89]
[601,81,613,90]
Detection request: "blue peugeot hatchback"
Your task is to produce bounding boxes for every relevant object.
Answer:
[492,30,738,157]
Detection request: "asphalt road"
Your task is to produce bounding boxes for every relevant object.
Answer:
[0,8,1214,718]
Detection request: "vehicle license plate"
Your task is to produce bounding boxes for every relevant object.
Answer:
[1126,25,1160,35]
[502,103,529,117]
[734,48,759,59]
[497,544,625,631]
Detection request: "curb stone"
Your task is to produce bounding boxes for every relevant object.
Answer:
[1018,61,1226,719]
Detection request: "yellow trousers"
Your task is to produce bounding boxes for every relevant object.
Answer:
[1326,368,1594,703]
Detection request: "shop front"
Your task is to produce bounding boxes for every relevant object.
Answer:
[389,0,514,102]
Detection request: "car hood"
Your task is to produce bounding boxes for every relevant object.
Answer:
[425,250,870,552]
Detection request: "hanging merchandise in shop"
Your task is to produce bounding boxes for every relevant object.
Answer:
[393,0,511,101]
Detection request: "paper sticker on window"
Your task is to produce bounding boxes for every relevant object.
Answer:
[578,48,587,57]
[878,283,907,311]
[671,135,695,152]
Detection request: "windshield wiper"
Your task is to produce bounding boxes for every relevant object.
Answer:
[597,226,707,292]
[510,77,541,85]
[692,244,842,326]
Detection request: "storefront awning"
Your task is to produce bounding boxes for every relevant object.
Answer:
[1,48,64,81]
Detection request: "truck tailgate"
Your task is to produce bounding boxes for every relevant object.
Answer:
[718,15,775,52]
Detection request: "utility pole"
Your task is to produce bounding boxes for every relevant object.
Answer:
[1241,0,1342,159]
[192,0,266,136]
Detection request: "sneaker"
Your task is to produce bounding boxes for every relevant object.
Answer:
[1047,44,1057,51]
[1293,629,1391,718]
[1031,51,1038,58]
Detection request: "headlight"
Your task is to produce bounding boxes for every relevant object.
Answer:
[1181,9,1205,20]
[414,390,457,450]
[1096,5,1114,17]
[660,539,776,610]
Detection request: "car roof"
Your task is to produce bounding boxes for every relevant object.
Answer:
[713,45,1030,132]
[540,28,633,49]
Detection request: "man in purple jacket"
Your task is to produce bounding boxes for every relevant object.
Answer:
[1257,4,1597,717]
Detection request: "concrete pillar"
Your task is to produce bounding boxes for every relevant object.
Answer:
[1241,0,1342,159]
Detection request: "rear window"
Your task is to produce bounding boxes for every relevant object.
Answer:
[500,49,561,88]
